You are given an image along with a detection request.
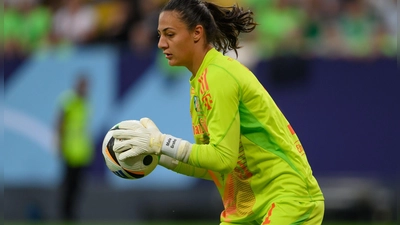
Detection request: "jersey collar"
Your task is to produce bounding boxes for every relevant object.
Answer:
[190,48,219,82]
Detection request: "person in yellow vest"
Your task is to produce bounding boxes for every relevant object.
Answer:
[56,75,94,221]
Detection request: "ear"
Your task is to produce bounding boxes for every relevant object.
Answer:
[193,25,204,43]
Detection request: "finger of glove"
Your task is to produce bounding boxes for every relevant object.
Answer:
[113,139,146,153]
[117,120,143,130]
[118,147,143,160]
[112,140,132,153]
[140,117,160,133]
[111,129,137,139]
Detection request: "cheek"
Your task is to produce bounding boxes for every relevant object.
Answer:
[175,38,193,59]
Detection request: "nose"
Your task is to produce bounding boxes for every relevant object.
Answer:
[158,35,167,50]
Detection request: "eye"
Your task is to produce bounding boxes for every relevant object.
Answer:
[167,33,174,37]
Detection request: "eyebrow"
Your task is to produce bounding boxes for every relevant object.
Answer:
[158,27,174,33]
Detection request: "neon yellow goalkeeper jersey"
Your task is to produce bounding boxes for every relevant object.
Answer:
[187,48,324,223]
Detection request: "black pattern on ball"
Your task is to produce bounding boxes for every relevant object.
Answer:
[143,155,153,166]
[108,137,145,179]
[107,137,120,166]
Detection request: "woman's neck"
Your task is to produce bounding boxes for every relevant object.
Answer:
[188,45,213,76]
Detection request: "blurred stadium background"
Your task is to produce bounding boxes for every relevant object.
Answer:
[2,0,399,224]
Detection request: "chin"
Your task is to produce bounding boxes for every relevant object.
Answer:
[168,60,181,67]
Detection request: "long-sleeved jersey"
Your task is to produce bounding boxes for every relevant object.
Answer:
[172,48,324,223]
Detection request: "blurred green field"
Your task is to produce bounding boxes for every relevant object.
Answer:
[5,221,397,225]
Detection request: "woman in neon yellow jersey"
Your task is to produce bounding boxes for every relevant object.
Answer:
[110,0,324,224]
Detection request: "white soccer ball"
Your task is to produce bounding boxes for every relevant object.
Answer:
[102,120,158,179]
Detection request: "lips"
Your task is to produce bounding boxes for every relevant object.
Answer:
[164,52,172,59]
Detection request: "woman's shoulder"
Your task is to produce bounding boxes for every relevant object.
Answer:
[208,54,253,77]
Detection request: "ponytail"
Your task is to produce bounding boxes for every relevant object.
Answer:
[204,2,257,56]
[162,0,258,56]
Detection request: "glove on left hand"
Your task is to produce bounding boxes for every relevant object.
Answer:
[112,118,192,163]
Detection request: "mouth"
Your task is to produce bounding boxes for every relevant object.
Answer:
[164,52,172,59]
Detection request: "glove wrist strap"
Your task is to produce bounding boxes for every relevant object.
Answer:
[161,134,182,158]
[161,134,192,163]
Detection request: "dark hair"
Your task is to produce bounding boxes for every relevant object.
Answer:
[162,0,258,56]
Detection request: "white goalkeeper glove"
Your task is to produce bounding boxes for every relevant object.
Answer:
[111,117,192,163]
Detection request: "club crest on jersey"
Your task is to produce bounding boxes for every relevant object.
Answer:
[193,96,202,114]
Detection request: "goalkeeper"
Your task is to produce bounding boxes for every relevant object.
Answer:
[111,0,325,224]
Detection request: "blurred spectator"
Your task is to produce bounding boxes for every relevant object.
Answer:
[93,0,140,45]
[137,0,164,44]
[366,0,397,58]
[56,75,94,221]
[370,25,397,58]
[249,0,310,85]
[51,0,98,45]
[336,0,379,59]
[4,2,24,58]
[252,0,308,59]
[366,0,397,37]
[2,0,396,61]
[128,20,156,55]
[42,0,62,12]
[302,0,343,57]
[243,0,397,61]
[315,21,349,59]
[92,0,163,47]
[3,0,52,58]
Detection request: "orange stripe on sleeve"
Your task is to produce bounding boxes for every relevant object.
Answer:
[288,124,295,135]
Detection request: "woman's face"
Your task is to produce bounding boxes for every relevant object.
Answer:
[158,11,195,67]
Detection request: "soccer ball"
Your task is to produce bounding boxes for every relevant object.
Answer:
[102,121,159,179]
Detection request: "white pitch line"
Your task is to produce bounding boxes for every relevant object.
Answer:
[4,107,57,155]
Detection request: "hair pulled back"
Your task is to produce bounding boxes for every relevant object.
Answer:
[162,0,258,56]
